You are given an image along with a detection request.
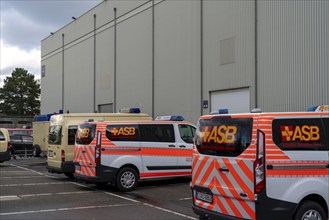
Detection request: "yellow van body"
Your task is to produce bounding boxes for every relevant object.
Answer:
[46,113,151,177]
[32,121,50,157]
[0,128,11,163]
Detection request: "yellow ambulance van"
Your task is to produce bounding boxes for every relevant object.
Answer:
[191,105,328,220]
[32,121,50,157]
[46,109,151,178]
[0,128,11,163]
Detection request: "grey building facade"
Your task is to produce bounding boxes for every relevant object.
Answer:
[41,0,329,124]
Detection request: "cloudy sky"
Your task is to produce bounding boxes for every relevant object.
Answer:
[0,0,102,84]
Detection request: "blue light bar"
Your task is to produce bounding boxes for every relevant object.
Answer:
[154,115,184,121]
[307,106,318,112]
[119,107,141,113]
[218,109,228,114]
[307,105,329,112]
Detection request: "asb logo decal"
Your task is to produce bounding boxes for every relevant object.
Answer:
[77,128,91,139]
[111,127,136,136]
[280,125,320,142]
[201,125,237,144]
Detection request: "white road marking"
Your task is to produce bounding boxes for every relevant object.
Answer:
[142,202,197,220]
[0,204,134,216]
[0,196,21,201]
[0,176,46,179]
[179,197,192,201]
[20,191,95,198]
[0,182,71,187]
[4,163,197,220]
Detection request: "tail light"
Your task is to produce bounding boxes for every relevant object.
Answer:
[254,129,266,194]
[7,142,10,151]
[61,150,65,162]
[254,157,265,194]
[95,130,102,164]
[95,145,101,164]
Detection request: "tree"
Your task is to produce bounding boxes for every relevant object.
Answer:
[0,68,40,116]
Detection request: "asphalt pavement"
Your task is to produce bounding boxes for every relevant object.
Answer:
[0,157,198,220]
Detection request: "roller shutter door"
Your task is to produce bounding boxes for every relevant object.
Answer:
[210,88,250,113]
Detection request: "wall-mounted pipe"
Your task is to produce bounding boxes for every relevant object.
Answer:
[113,7,117,112]
[93,14,97,112]
[62,33,65,111]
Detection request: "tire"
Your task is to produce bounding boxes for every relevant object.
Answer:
[33,145,41,157]
[116,167,138,192]
[294,200,327,220]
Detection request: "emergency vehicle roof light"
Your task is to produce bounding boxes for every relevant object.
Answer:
[88,119,94,122]
[119,107,141,113]
[210,109,228,115]
[307,106,318,112]
[251,108,262,113]
[154,115,185,121]
[307,105,329,112]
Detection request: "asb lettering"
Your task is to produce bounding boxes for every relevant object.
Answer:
[202,125,237,144]
[111,127,136,136]
[280,125,320,142]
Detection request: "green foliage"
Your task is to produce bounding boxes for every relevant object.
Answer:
[0,68,40,116]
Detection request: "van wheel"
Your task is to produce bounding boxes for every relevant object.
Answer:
[116,167,138,192]
[33,145,41,157]
[294,200,327,220]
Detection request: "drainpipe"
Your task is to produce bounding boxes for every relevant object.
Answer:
[62,33,65,112]
[113,7,117,112]
[254,0,258,108]
[94,14,97,112]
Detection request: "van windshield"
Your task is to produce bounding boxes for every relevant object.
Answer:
[48,126,62,145]
[195,116,253,157]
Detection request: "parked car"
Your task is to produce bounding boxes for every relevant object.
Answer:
[10,134,33,155]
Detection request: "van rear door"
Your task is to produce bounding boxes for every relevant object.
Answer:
[192,115,256,219]
[75,123,97,177]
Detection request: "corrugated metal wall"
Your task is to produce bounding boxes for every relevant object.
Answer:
[258,0,329,112]
[41,0,328,120]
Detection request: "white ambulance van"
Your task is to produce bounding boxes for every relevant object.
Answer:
[0,128,11,163]
[46,109,151,178]
[74,116,196,191]
[191,105,328,220]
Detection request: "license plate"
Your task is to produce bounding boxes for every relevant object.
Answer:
[195,191,213,203]
[48,151,53,157]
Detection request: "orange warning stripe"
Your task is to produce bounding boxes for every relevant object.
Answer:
[267,169,329,177]
[192,156,209,186]
[199,159,214,187]
[269,161,329,165]
[140,171,191,178]
[210,170,243,218]
[212,194,229,215]
[101,147,192,157]
[215,160,254,219]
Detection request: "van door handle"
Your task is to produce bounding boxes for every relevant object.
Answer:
[168,144,175,148]
[179,145,186,148]
[218,167,229,172]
